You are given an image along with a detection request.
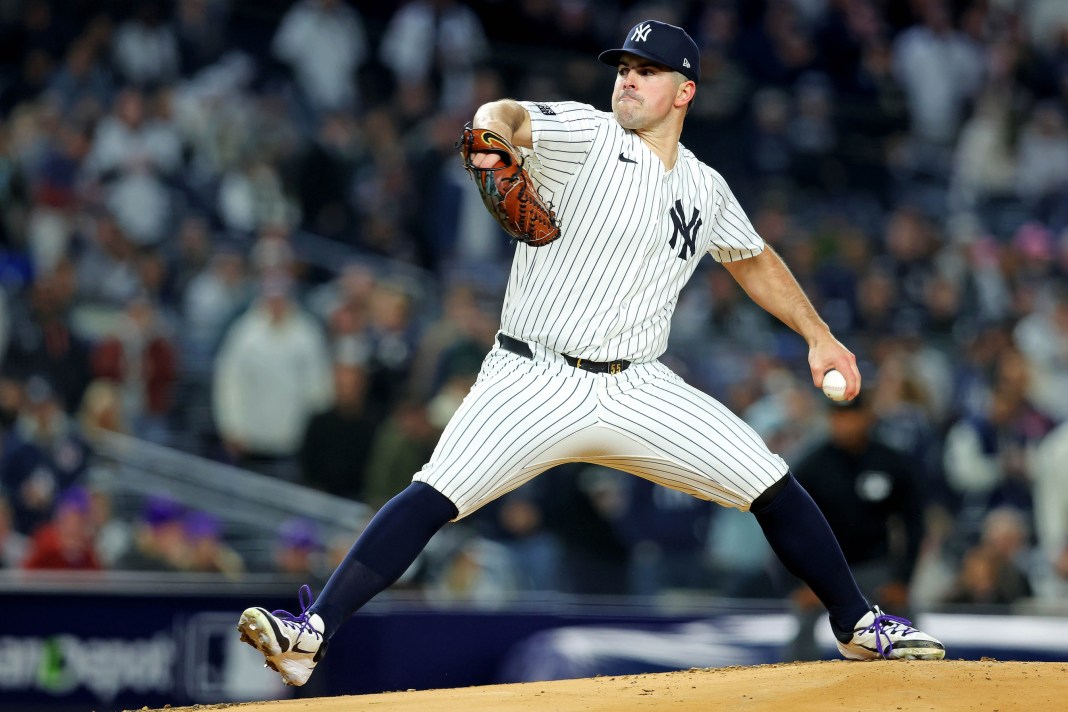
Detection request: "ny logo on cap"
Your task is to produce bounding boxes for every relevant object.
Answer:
[631,23,652,42]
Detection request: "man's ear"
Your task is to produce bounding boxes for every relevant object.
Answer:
[676,81,696,109]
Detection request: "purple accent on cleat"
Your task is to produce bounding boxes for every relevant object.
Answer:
[869,610,916,658]
[271,584,318,636]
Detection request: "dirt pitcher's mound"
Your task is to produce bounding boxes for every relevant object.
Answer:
[147,659,1066,712]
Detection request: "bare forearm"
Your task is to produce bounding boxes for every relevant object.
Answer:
[722,247,829,346]
[472,100,532,148]
[723,245,861,398]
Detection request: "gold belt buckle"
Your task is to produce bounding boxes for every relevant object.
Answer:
[574,357,583,370]
[610,362,622,375]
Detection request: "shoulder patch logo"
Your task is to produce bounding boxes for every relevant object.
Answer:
[535,103,556,115]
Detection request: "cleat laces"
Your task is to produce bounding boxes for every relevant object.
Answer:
[868,609,916,658]
[271,584,322,641]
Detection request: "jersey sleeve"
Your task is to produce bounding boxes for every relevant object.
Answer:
[517,101,600,187]
[705,170,766,263]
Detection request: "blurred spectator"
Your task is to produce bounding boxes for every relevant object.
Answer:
[616,477,714,596]
[271,0,368,115]
[294,111,359,241]
[736,0,817,87]
[22,485,100,570]
[111,1,179,88]
[891,1,984,159]
[869,350,945,506]
[274,516,325,584]
[174,0,228,75]
[299,355,383,501]
[746,87,794,185]
[85,86,181,180]
[0,375,91,536]
[182,244,248,356]
[88,488,130,567]
[77,378,128,436]
[405,283,493,401]
[213,273,333,479]
[5,261,91,411]
[0,0,59,116]
[183,510,244,577]
[168,214,215,301]
[84,87,181,246]
[1013,283,1068,421]
[1033,418,1068,598]
[943,363,1053,520]
[362,281,419,409]
[116,495,188,572]
[0,495,29,568]
[25,119,89,272]
[427,533,517,605]
[0,374,23,435]
[90,294,178,443]
[949,82,1020,217]
[788,393,926,660]
[217,159,295,236]
[1015,100,1068,206]
[472,478,561,593]
[788,72,841,193]
[379,0,489,112]
[543,465,631,596]
[75,212,142,307]
[943,507,1034,606]
[45,36,112,117]
[363,399,442,509]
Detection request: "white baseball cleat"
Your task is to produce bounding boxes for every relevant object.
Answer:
[237,584,327,686]
[835,606,945,660]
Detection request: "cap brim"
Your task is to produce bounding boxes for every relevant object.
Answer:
[598,48,668,71]
[598,48,697,83]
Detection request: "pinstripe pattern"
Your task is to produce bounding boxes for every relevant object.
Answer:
[414,100,789,519]
[414,349,788,518]
[502,101,764,364]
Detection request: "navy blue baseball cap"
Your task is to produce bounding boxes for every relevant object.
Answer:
[599,20,700,84]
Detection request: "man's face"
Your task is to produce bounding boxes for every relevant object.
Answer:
[611,54,686,129]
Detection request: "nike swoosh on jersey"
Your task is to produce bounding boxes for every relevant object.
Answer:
[618,152,637,164]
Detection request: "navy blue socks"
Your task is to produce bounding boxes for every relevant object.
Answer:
[310,482,458,638]
[751,473,870,631]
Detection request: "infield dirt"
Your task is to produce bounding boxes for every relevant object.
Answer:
[133,659,1065,712]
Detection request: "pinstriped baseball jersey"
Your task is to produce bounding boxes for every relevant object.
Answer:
[502,100,764,363]
[413,100,790,519]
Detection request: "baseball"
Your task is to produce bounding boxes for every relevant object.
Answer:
[822,369,847,401]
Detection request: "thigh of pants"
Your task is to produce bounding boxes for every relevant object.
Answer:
[414,348,789,519]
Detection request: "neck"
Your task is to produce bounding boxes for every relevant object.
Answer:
[635,118,684,169]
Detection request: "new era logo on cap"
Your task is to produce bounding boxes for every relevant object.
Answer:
[598,20,700,84]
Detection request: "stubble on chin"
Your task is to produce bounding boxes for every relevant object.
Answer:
[613,99,641,129]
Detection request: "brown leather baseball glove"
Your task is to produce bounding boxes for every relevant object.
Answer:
[457,124,561,247]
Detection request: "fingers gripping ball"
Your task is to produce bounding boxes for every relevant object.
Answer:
[822,369,848,402]
[457,124,561,247]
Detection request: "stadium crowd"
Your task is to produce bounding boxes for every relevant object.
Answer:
[2,0,1068,613]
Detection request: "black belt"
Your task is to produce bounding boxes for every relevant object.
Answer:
[497,334,630,375]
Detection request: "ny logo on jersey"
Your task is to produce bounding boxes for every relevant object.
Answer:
[631,23,652,42]
[668,200,701,260]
